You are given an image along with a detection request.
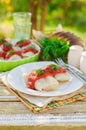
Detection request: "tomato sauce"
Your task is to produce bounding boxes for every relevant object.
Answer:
[26,64,66,90]
[23,48,38,54]
[44,65,66,76]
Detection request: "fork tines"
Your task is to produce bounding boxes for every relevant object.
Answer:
[55,58,86,84]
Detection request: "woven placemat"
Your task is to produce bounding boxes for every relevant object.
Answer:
[1,83,86,113]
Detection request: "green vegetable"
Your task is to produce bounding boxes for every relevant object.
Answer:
[36,69,43,76]
[18,40,24,44]
[51,64,58,70]
[38,36,70,61]
[8,49,14,55]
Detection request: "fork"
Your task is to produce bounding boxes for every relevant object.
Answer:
[55,58,86,84]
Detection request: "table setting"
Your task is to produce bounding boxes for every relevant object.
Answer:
[0,12,86,130]
[0,21,86,114]
[0,11,86,116]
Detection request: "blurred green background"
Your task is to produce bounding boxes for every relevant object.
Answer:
[0,0,86,39]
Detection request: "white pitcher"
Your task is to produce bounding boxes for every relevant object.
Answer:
[80,51,86,75]
[68,45,83,68]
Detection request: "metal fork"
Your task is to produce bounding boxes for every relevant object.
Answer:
[55,58,86,84]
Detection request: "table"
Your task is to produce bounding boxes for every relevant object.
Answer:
[0,84,86,130]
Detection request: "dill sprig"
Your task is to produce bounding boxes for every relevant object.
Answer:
[38,36,70,61]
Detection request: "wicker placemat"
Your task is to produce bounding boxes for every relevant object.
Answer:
[2,85,86,113]
[5,85,86,113]
[19,89,86,113]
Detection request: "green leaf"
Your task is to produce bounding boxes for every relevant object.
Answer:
[51,64,58,70]
[8,49,14,55]
[36,69,43,76]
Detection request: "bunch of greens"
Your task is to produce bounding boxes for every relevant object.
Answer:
[38,36,70,61]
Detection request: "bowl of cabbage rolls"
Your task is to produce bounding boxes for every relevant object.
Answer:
[0,39,40,71]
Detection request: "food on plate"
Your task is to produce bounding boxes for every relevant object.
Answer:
[0,39,39,60]
[44,64,70,82]
[25,64,71,91]
[55,73,70,81]
[35,76,59,91]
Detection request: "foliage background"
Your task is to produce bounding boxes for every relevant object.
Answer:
[0,0,86,39]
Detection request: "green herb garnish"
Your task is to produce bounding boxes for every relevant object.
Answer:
[8,49,14,55]
[36,69,43,76]
[51,64,58,70]
[18,40,24,44]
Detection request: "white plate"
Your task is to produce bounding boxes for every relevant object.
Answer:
[7,61,83,97]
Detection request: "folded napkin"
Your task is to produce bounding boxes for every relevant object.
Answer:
[19,84,86,107]
[0,72,86,113]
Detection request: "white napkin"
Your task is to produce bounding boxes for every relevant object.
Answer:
[0,73,85,107]
[19,92,52,107]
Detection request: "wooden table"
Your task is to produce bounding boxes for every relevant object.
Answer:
[0,84,86,130]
